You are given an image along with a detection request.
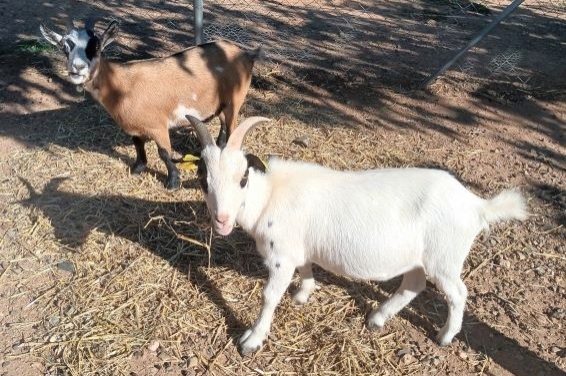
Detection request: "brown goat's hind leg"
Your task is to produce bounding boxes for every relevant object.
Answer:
[131,136,148,174]
[158,147,181,190]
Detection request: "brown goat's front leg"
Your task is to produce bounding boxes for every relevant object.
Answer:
[131,136,148,175]
[216,113,228,148]
[157,147,181,190]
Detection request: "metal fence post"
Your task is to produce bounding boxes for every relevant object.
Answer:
[193,0,203,45]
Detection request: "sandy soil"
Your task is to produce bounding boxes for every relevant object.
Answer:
[0,0,564,375]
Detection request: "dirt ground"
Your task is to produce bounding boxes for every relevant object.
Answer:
[0,0,564,375]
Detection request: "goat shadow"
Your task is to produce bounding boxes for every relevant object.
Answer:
[18,176,565,375]
[17,176,265,344]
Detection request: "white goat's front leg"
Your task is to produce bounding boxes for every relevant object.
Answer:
[367,267,426,329]
[292,263,316,305]
[239,258,295,355]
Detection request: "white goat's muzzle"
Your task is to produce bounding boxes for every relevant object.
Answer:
[213,220,234,236]
[68,72,88,85]
[67,58,90,84]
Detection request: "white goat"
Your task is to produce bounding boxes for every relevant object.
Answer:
[40,19,261,189]
[187,116,528,355]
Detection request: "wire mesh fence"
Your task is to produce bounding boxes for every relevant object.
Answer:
[195,0,564,85]
[64,0,564,95]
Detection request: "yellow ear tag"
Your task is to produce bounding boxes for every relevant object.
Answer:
[259,157,269,171]
[178,154,200,171]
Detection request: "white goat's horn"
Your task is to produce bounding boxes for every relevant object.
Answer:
[186,115,215,147]
[226,117,271,150]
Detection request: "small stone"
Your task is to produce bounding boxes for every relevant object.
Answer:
[31,362,43,370]
[188,356,198,368]
[518,253,526,261]
[148,340,160,352]
[550,346,561,354]
[397,347,411,357]
[49,316,60,326]
[550,308,565,320]
[399,353,417,365]
[56,261,75,274]
[457,350,468,360]
[292,136,309,148]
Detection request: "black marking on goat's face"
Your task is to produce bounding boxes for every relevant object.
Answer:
[275,262,280,268]
[84,31,100,61]
[270,240,274,249]
[197,158,208,194]
[267,219,273,228]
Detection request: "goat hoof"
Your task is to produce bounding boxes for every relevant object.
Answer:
[366,311,387,331]
[436,329,454,346]
[131,163,147,175]
[239,343,261,356]
[165,176,181,190]
[239,329,263,355]
[366,321,384,332]
[292,292,310,305]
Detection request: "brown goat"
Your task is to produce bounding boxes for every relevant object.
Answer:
[40,20,261,189]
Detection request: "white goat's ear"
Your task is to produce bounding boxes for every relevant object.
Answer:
[40,24,63,46]
[186,115,216,147]
[226,117,271,150]
[100,20,119,51]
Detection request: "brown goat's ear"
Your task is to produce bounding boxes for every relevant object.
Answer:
[100,20,119,51]
[186,115,215,147]
[40,24,63,46]
[226,117,271,150]
[246,154,267,173]
[85,17,98,32]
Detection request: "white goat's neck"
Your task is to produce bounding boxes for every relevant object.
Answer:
[236,169,272,236]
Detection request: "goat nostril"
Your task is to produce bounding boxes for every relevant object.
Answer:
[215,214,229,224]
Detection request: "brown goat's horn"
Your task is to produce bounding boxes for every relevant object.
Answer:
[65,17,75,33]
[186,116,215,147]
[226,117,271,150]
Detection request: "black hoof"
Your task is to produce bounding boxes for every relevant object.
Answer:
[165,175,181,190]
[131,163,147,175]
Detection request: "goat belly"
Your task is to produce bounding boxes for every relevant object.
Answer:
[307,227,425,281]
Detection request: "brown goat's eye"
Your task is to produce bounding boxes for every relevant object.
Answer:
[240,169,249,188]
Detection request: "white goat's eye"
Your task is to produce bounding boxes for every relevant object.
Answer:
[240,169,249,188]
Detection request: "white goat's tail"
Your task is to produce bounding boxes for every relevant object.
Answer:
[481,189,528,225]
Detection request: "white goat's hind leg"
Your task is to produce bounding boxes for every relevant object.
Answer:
[367,267,426,329]
[434,274,468,346]
[292,263,316,305]
[240,259,295,355]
